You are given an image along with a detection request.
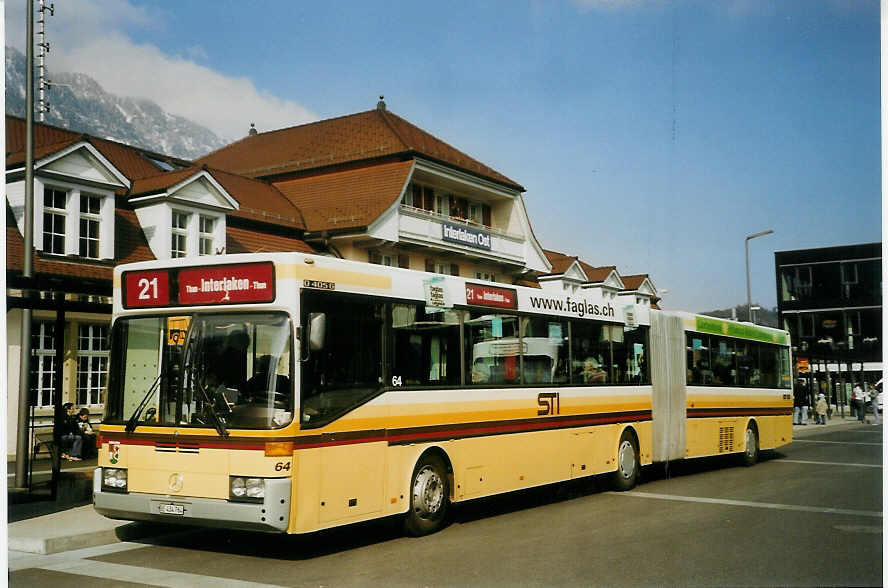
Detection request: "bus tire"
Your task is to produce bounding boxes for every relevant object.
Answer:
[404,453,450,536]
[741,423,759,467]
[610,430,639,491]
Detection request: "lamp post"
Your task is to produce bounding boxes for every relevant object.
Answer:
[745,230,773,324]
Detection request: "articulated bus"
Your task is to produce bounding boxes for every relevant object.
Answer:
[94,253,793,536]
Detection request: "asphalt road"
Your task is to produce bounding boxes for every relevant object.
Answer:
[9,422,883,587]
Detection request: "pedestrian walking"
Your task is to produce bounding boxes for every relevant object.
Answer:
[815,393,828,425]
[867,382,879,425]
[793,382,808,425]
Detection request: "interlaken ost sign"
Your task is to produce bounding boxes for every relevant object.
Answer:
[123,262,275,308]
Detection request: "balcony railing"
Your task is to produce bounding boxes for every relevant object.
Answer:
[398,204,523,241]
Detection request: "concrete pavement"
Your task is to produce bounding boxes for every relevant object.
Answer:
[6,415,879,555]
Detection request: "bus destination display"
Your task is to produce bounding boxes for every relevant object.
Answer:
[122,262,275,308]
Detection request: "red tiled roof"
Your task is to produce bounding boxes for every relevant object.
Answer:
[226,226,314,255]
[542,250,580,275]
[197,108,523,190]
[210,168,305,230]
[274,160,413,233]
[620,274,650,291]
[6,204,155,283]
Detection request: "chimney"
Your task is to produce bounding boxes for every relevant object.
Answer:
[376,95,386,111]
[248,122,257,136]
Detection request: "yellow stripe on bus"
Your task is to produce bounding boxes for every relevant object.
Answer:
[277,264,392,290]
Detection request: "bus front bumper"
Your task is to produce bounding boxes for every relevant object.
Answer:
[92,469,290,533]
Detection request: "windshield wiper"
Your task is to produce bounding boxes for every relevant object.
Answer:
[197,383,230,437]
[125,373,163,433]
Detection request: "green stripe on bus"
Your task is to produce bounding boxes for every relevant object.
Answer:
[694,316,788,345]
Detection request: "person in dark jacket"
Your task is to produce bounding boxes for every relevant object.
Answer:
[60,402,82,460]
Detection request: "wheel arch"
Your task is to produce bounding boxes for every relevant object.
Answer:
[404,444,455,502]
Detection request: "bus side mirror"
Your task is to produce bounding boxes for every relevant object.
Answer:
[308,313,326,352]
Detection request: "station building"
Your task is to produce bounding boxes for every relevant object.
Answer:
[5,102,660,459]
[774,242,882,408]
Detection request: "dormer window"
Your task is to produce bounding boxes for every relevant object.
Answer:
[199,215,215,256]
[43,187,67,254]
[79,193,102,258]
[171,211,189,258]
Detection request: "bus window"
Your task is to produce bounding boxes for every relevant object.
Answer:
[300,292,385,428]
[711,337,735,386]
[686,334,712,385]
[391,303,462,387]
[613,325,649,384]
[570,321,611,384]
[735,341,760,387]
[466,312,520,385]
[521,316,569,384]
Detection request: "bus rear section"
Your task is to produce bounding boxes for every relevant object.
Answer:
[648,311,793,465]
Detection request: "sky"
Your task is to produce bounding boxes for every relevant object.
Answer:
[4,0,882,313]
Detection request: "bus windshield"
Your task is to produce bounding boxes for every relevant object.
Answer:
[105,312,294,431]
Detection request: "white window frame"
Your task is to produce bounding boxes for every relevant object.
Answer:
[43,186,68,255]
[31,322,57,409]
[76,323,109,407]
[79,193,102,259]
[171,210,189,258]
[199,215,215,256]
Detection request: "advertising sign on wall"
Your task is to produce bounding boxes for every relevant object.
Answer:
[442,222,491,250]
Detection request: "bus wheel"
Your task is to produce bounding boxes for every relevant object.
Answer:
[610,431,639,491]
[404,453,450,536]
[741,424,759,467]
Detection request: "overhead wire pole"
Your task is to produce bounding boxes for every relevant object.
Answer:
[15,0,36,489]
[745,229,773,325]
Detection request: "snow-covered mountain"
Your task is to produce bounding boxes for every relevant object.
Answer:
[5,46,228,160]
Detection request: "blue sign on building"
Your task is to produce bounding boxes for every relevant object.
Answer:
[442,222,491,250]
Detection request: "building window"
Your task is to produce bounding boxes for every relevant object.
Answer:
[43,187,67,254]
[171,211,188,258]
[79,193,102,258]
[77,324,109,406]
[199,215,215,256]
[30,322,57,408]
[475,271,496,282]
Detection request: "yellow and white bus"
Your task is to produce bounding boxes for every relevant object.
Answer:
[94,252,792,535]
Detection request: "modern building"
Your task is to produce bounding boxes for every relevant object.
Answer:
[775,242,882,407]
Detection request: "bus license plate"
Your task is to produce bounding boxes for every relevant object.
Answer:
[160,503,184,516]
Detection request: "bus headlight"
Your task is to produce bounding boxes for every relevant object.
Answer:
[102,468,128,492]
[229,476,265,502]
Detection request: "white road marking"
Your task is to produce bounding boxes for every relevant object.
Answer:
[618,491,882,518]
[792,439,882,446]
[37,559,286,588]
[776,459,881,468]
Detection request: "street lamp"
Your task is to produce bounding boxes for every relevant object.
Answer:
[745,230,774,324]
